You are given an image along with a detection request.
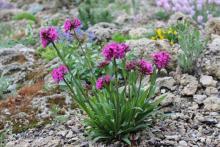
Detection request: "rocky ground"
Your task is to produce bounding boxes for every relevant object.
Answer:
[0,0,219,147]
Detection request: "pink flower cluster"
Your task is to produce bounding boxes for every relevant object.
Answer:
[52,65,68,83]
[152,51,171,70]
[102,42,130,61]
[126,51,171,73]
[64,18,81,32]
[138,60,153,75]
[40,27,58,48]
[96,75,111,89]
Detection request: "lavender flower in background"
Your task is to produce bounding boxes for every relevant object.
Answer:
[0,0,15,9]
[56,27,73,43]
[87,31,95,42]
[156,0,220,23]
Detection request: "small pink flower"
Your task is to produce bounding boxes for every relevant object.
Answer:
[126,60,137,71]
[64,18,81,32]
[151,51,171,70]
[51,65,68,83]
[138,60,153,75]
[98,60,110,69]
[40,27,58,48]
[96,75,111,90]
[102,42,130,60]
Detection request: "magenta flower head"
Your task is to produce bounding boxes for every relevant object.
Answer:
[102,42,130,61]
[138,59,153,75]
[96,75,111,90]
[64,17,81,32]
[40,27,58,48]
[126,60,137,71]
[151,51,171,70]
[51,65,68,83]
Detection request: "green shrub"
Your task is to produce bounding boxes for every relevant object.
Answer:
[175,22,205,73]
[78,0,113,28]
[13,12,36,22]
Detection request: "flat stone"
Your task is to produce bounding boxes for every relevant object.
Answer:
[200,75,217,87]
[205,87,218,96]
[157,77,176,90]
[193,95,207,104]
[203,96,220,111]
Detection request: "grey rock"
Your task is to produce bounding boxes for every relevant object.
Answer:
[129,27,148,38]
[87,22,118,41]
[57,130,67,137]
[203,96,220,111]
[156,77,176,90]
[200,75,217,87]
[0,44,35,85]
[156,92,177,107]
[205,17,220,37]
[178,140,188,147]
[66,130,74,139]
[0,9,23,21]
[180,74,198,96]
[205,87,219,96]
[201,35,220,79]
[168,12,196,26]
[193,95,207,104]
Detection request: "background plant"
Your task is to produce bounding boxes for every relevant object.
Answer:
[150,27,178,45]
[0,76,9,99]
[156,0,220,24]
[153,10,170,21]
[78,0,113,28]
[13,12,36,22]
[175,22,205,73]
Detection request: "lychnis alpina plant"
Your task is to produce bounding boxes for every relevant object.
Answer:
[40,17,171,144]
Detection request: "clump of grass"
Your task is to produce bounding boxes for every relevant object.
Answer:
[0,77,9,99]
[153,10,170,21]
[78,0,113,28]
[112,33,130,43]
[175,22,205,73]
[13,12,36,22]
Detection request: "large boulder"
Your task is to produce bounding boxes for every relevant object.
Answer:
[0,44,35,91]
[205,17,220,37]
[203,96,220,111]
[180,74,198,96]
[168,12,196,26]
[87,22,118,41]
[200,35,220,79]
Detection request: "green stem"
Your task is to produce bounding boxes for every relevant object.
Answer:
[113,58,121,131]
[73,30,93,70]
[52,42,68,68]
[137,73,143,97]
